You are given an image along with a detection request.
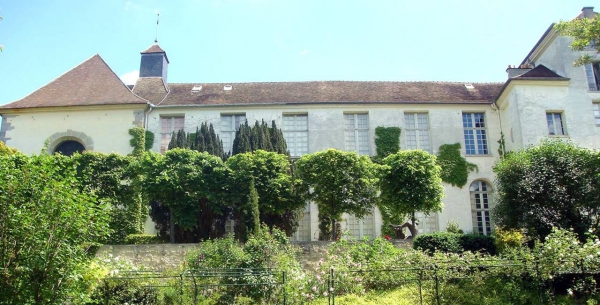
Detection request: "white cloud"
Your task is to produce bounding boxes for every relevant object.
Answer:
[120,70,139,86]
[300,49,309,56]
[124,1,142,12]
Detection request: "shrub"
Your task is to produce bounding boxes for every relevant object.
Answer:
[125,234,167,244]
[412,232,462,254]
[459,234,496,255]
[86,280,159,305]
[494,227,525,253]
[446,220,464,234]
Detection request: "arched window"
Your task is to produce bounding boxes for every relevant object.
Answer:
[470,180,493,235]
[53,140,85,156]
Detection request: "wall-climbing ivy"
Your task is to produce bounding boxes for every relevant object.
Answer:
[436,143,478,188]
[374,126,401,160]
[145,130,155,151]
[497,131,507,158]
[129,127,146,156]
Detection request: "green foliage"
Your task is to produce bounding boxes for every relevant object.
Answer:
[141,149,228,242]
[190,122,226,159]
[125,234,166,244]
[232,120,288,156]
[413,232,496,255]
[555,14,600,66]
[493,227,525,253]
[86,280,159,305]
[374,126,401,160]
[446,220,464,234]
[0,154,110,304]
[0,140,18,155]
[436,143,478,187]
[412,232,463,254]
[378,150,444,237]
[73,152,146,244]
[128,127,146,156]
[248,178,261,235]
[225,150,305,239]
[459,234,496,255]
[497,131,507,158]
[186,226,302,303]
[493,140,600,242]
[296,149,379,240]
[145,130,155,151]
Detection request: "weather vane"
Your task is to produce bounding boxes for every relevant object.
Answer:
[154,13,160,43]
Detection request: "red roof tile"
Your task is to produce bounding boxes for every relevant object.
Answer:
[0,55,147,109]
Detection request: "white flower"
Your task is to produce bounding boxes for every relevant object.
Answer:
[323,292,328,297]
[568,288,574,296]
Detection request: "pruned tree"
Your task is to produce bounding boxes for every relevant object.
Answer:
[295,149,379,241]
[378,150,444,238]
[225,150,305,240]
[493,140,600,242]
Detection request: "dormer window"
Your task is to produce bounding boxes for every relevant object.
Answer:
[585,63,600,91]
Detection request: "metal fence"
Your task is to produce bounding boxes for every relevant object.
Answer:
[101,258,600,304]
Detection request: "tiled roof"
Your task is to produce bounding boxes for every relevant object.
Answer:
[132,77,169,105]
[141,44,169,63]
[0,55,147,109]
[140,81,502,106]
[516,64,567,79]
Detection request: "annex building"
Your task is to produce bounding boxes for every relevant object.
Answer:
[1,7,599,240]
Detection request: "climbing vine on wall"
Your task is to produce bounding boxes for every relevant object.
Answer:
[129,127,146,156]
[145,130,155,151]
[497,131,507,158]
[374,126,401,160]
[436,143,478,188]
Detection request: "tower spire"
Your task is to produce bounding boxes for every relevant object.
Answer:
[154,13,160,43]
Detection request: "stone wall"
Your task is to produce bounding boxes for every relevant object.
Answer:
[95,240,413,271]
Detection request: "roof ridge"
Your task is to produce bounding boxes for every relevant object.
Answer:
[165,80,505,85]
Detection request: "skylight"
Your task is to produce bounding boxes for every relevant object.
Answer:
[464,84,475,90]
[224,85,233,91]
[191,85,202,92]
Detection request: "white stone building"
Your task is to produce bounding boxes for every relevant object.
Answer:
[1,7,597,240]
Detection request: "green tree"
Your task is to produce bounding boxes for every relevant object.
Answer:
[248,178,261,235]
[374,126,401,161]
[493,140,600,241]
[232,120,288,156]
[225,150,305,239]
[0,154,110,304]
[295,149,379,240]
[72,152,145,244]
[378,150,444,238]
[555,13,600,66]
[140,149,228,243]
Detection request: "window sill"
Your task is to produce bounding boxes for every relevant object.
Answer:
[548,135,569,138]
[465,154,493,157]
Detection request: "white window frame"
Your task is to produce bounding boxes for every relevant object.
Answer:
[546,112,566,136]
[160,116,185,154]
[404,112,431,152]
[470,180,493,235]
[220,114,246,155]
[462,112,489,155]
[282,114,309,157]
[344,113,370,155]
[593,103,600,126]
[585,63,600,91]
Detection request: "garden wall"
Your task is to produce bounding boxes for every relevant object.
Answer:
[95,240,412,271]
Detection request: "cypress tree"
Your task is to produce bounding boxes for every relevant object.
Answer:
[269,120,287,155]
[232,122,252,155]
[249,178,261,235]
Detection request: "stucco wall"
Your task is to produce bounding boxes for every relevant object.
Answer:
[1,106,146,155]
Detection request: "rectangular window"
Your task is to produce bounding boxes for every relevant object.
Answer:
[404,112,431,152]
[221,114,246,154]
[160,116,184,154]
[546,112,566,136]
[585,63,600,91]
[282,114,308,157]
[462,113,488,155]
[594,104,600,126]
[344,113,370,155]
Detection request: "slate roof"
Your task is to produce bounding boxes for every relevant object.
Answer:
[141,44,169,63]
[0,55,147,110]
[516,64,568,79]
[140,81,502,107]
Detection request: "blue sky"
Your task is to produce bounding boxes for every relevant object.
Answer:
[0,0,594,105]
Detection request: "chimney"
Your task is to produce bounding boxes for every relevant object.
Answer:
[506,64,532,79]
[582,7,595,19]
